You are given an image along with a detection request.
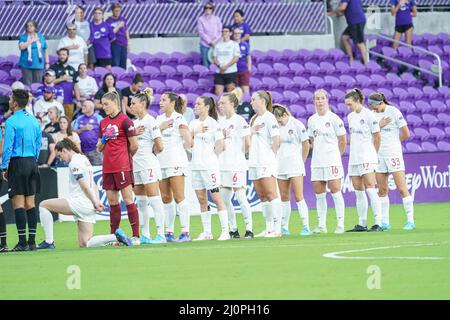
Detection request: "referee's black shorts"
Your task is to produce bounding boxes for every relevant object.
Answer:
[7,157,40,198]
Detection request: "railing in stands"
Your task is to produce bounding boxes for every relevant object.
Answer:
[366,32,443,87]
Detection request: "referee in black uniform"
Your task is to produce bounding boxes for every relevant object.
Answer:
[1,89,42,252]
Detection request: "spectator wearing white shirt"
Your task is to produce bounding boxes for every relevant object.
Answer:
[34,86,65,126]
[77,63,98,101]
[57,23,88,71]
[74,5,95,70]
[213,25,240,96]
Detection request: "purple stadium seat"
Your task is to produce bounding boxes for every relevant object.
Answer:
[415,100,432,113]
[250,77,264,91]
[292,76,310,90]
[309,76,325,90]
[437,32,450,45]
[9,68,21,81]
[362,88,374,99]
[430,100,447,113]
[378,88,393,101]
[160,65,177,79]
[273,63,294,77]
[408,87,423,100]
[414,127,430,141]
[0,58,13,72]
[405,142,422,153]
[143,65,161,81]
[330,89,345,103]
[429,127,446,141]
[398,46,414,60]
[289,63,305,76]
[148,80,166,94]
[339,75,356,90]
[349,61,365,74]
[283,91,300,104]
[365,61,383,74]
[252,50,266,64]
[182,79,198,93]
[437,141,450,151]
[198,78,212,92]
[111,66,126,77]
[437,113,450,126]
[422,113,439,127]
[304,62,321,76]
[261,77,280,91]
[257,63,274,76]
[192,65,210,78]
[393,87,409,100]
[116,81,129,90]
[186,93,198,106]
[422,86,438,100]
[324,75,341,89]
[312,49,328,63]
[271,91,284,104]
[299,90,313,104]
[176,65,193,78]
[386,73,402,86]
[319,61,336,75]
[446,127,450,138]
[336,103,349,116]
[290,104,306,118]
[438,86,450,99]
[406,114,423,128]
[118,72,134,84]
[305,103,316,116]
[355,74,372,88]
[370,74,386,87]
[282,49,298,63]
[447,99,450,111]
[267,50,284,63]
[298,49,313,63]
[335,61,351,75]
[399,101,416,115]
[328,48,347,63]
[6,55,19,68]
[134,52,150,68]
[94,66,110,79]
[421,141,438,152]
[278,77,296,90]
[400,73,419,87]
[172,52,192,65]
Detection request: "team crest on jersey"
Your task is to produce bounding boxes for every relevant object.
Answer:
[313,129,319,137]
[325,122,331,127]
[360,119,365,125]
[228,124,234,130]
[288,129,294,135]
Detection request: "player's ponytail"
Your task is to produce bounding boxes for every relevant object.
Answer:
[222,92,240,110]
[368,92,391,106]
[102,90,122,114]
[134,87,154,108]
[55,137,82,154]
[256,90,273,112]
[272,104,291,118]
[200,96,218,120]
[345,88,364,104]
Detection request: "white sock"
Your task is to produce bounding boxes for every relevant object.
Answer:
[402,195,414,223]
[262,201,273,232]
[177,199,190,233]
[218,210,229,233]
[148,195,165,237]
[332,191,345,228]
[136,195,151,238]
[366,188,382,226]
[39,206,54,244]
[380,195,390,225]
[297,199,309,229]
[164,201,176,234]
[200,211,212,234]
[355,190,368,227]
[235,189,252,232]
[281,201,291,230]
[220,188,237,231]
[86,234,117,247]
[269,198,281,234]
[316,192,327,229]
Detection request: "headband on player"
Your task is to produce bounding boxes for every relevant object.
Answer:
[368,98,382,105]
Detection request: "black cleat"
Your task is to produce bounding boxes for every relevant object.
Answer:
[244,230,254,239]
[346,225,368,232]
[11,243,30,252]
[368,224,384,232]
[0,245,10,253]
[229,230,240,239]
[28,243,37,251]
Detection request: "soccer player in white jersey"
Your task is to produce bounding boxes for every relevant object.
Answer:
[248,91,282,237]
[368,92,415,230]
[272,104,312,236]
[37,138,122,248]
[344,88,383,232]
[217,93,253,239]
[157,92,193,242]
[130,88,166,244]
[189,96,230,241]
[307,89,347,234]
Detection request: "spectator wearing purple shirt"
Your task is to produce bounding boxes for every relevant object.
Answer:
[72,100,103,166]
[197,2,223,68]
[233,28,251,95]
[337,0,368,64]
[390,0,417,49]
[106,3,130,70]
[231,10,252,47]
[90,7,115,69]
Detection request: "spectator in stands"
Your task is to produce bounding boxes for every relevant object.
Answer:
[213,26,240,96]
[233,87,254,122]
[90,7,115,69]
[43,106,62,134]
[121,73,144,119]
[390,0,417,49]
[72,100,103,166]
[74,5,95,70]
[233,28,251,95]
[36,116,56,168]
[50,48,81,121]
[180,94,195,124]
[77,63,98,101]
[35,69,64,104]
[2,82,32,119]
[18,20,50,86]
[231,9,252,47]
[106,2,130,70]
[336,0,368,64]
[57,23,88,70]
[94,73,122,117]
[197,2,222,68]
[34,86,65,126]
[52,116,81,152]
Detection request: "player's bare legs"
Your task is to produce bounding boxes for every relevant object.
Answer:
[77,221,94,247]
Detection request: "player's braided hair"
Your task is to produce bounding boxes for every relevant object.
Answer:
[272,104,291,118]
[369,92,391,106]
[55,137,82,154]
[345,88,364,104]
[134,87,154,108]
[199,96,218,120]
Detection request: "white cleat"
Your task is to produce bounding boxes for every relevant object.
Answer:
[193,232,214,241]
[218,232,231,241]
[313,227,328,234]
[130,237,141,246]
[264,231,281,238]
[334,226,345,234]
[254,230,267,238]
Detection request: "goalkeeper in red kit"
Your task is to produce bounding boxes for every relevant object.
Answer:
[96,91,140,245]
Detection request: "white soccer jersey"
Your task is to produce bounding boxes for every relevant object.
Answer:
[248,111,280,168]
[69,153,95,202]
[133,114,161,172]
[372,105,407,158]
[278,117,309,174]
[156,111,189,168]
[348,107,380,165]
[218,114,250,172]
[189,116,224,171]
[307,111,346,168]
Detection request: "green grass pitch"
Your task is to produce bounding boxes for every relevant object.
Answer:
[1,202,450,300]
